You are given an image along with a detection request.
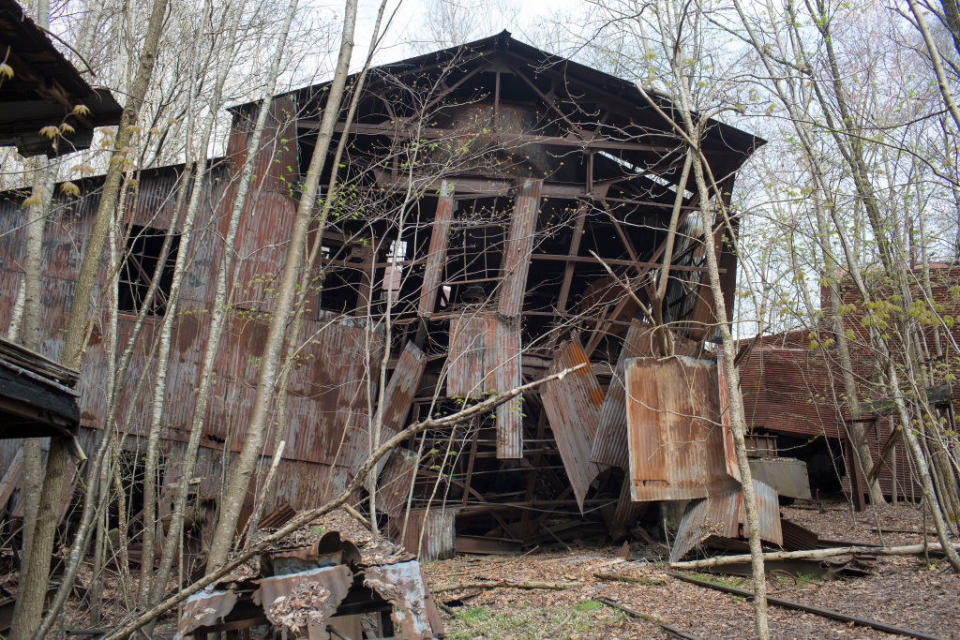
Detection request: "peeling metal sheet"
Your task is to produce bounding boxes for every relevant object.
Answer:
[497,178,542,316]
[176,589,239,639]
[625,356,738,502]
[418,180,456,316]
[716,351,741,482]
[364,560,443,639]
[541,339,604,512]
[253,565,352,635]
[669,480,783,562]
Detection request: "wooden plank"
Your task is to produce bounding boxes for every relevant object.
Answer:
[418,180,456,316]
[0,448,23,511]
[556,205,588,314]
[498,179,542,316]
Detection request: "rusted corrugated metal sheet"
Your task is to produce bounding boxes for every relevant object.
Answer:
[177,589,239,639]
[418,180,455,316]
[625,355,738,502]
[497,178,542,316]
[491,315,522,458]
[669,479,783,561]
[379,448,418,517]
[446,313,523,458]
[592,320,658,469]
[446,312,490,399]
[381,341,426,440]
[541,339,604,512]
[749,457,811,500]
[397,506,459,561]
[364,560,444,639]
[253,564,353,635]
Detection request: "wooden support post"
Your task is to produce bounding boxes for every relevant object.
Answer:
[556,205,588,314]
[418,180,456,316]
[846,436,866,511]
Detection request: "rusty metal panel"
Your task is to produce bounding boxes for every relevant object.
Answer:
[497,178,542,316]
[397,506,458,561]
[540,339,603,512]
[378,448,418,517]
[418,180,455,316]
[446,312,491,399]
[716,351,741,482]
[364,559,443,639]
[177,589,239,639]
[491,315,522,459]
[253,564,353,635]
[749,457,811,500]
[381,341,426,441]
[669,479,782,561]
[592,320,658,469]
[625,356,738,502]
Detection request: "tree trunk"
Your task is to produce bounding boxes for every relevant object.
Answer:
[205,0,359,572]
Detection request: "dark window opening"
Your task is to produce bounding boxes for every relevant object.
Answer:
[118,225,179,316]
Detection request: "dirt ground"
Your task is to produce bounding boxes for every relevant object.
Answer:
[424,500,960,640]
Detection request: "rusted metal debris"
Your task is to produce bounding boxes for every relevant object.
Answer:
[177,509,444,639]
[669,480,783,562]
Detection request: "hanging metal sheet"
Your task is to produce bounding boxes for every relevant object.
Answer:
[381,341,427,441]
[625,356,738,502]
[446,312,492,399]
[491,315,522,459]
[497,178,542,316]
[540,339,604,512]
[592,321,659,469]
[418,180,456,316]
[669,479,783,561]
[378,448,419,517]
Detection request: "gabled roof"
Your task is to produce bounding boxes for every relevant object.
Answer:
[0,0,122,156]
[234,30,763,175]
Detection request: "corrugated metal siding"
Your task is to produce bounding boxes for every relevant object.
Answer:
[497,179,541,316]
[491,316,522,459]
[378,448,418,517]
[417,180,455,316]
[540,339,603,512]
[398,507,458,561]
[592,321,658,469]
[381,342,426,442]
[626,356,738,502]
[446,312,490,399]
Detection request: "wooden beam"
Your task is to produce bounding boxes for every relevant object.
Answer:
[556,205,588,314]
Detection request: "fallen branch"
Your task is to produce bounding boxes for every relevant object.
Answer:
[597,596,704,640]
[433,580,582,593]
[669,542,960,569]
[669,572,945,640]
[98,364,585,640]
[594,572,666,586]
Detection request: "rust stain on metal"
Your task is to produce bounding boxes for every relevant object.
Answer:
[669,479,783,562]
[491,315,522,459]
[541,339,604,512]
[497,178,542,316]
[418,180,456,316]
[364,560,444,639]
[446,312,491,399]
[626,356,738,502]
[397,506,459,561]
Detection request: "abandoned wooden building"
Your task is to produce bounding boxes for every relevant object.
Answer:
[0,32,767,560]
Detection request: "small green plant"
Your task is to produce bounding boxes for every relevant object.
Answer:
[575,600,603,612]
[458,606,490,625]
